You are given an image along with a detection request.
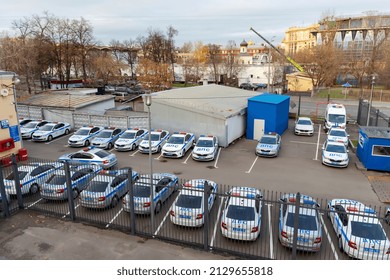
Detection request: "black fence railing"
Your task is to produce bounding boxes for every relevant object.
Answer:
[357,99,390,127]
[1,155,390,260]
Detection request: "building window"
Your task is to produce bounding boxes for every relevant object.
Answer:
[372,145,390,157]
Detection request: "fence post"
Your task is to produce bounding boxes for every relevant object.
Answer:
[127,167,136,235]
[64,162,76,221]
[0,164,10,217]
[291,192,301,260]
[203,180,210,251]
[11,155,24,209]
[375,109,380,127]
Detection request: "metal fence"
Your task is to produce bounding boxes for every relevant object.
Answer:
[1,155,390,260]
[357,99,390,127]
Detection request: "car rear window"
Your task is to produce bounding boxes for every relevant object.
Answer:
[95,150,110,158]
[133,184,151,197]
[351,221,387,240]
[87,181,109,192]
[298,119,312,125]
[46,174,66,185]
[227,205,255,221]
[175,194,202,209]
[286,213,317,230]
[6,171,28,180]
[330,130,347,137]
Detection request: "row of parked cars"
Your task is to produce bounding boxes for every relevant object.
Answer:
[20,119,71,142]
[2,160,389,260]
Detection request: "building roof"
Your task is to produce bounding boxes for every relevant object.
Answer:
[152,84,259,119]
[18,92,114,110]
[360,126,390,139]
[248,93,290,104]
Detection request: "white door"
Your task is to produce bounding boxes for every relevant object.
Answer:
[253,119,265,140]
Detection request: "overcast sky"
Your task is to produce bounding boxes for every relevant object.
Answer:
[0,0,388,47]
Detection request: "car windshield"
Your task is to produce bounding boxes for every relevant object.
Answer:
[96,131,112,138]
[326,144,346,153]
[23,122,38,128]
[46,174,66,185]
[297,119,312,125]
[351,221,387,240]
[329,114,345,123]
[196,139,213,147]
[150,133,161,141]
[226,205,255,221]
[286,213,318,230]
[133,184,151,197]
[41,125,55,131]
[95,150,110,158]
[87,181,109,192]
[329,130,347,137]
[74,129,90,136]
[120,132,136,139]
[168,136,184,144]
[5,171,28,180]
[259,136,276,144]
[175,194,202,209]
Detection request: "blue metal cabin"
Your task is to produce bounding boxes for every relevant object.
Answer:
[356,126,390,171]
[246,94,290,140]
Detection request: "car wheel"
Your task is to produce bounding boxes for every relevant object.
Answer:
[338,236,344,253]
[30,183,39,195]
[107,142,113,149]
[111,196,119,208]
[157,145,161,153]
[132,143,136,151]
[85,140,90,147]
[48,135,53,141]
[65,129,70,135]
[155,201,162,214]
[72,189,79,199]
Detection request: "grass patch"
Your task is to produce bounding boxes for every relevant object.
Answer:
[317,88,348,99]
[172,83,199,88]
[351,139,358,147]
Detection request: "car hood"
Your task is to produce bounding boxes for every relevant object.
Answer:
[140,140,159,147]
[116,138,136,145]
[33,130,50,136]
[328,136,348,143]
[92,138,110,144]
[163,143,184,152]
[256,143,278,150]
[193,146,215,154]
[69,135,89,141]
[295,124,313,130]
[21,127,37,133]
[323,150,348,160]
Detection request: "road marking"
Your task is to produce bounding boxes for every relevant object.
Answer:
[129,150,139,157]
[266,203,274,259]
[154,154,163,160]
[26,198,43,208]
[320,213,339,260]
[182,152,192,164]
[154,208,171,236]
[210,197,224,247]
[213,148,221,169]
[314,124,321,161]
[62,203,80,218]
[290,140,317,145]
[45,135,68,144]
[245,156,258,173]
[106,208,123,228]
[108,147,115,153]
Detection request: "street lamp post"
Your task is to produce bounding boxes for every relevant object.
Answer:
[366,76,375,126]
[143,94,155,233]
[267,46,271,92]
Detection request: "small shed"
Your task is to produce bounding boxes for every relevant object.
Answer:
[356,126,390,171]
[246,94,290,140]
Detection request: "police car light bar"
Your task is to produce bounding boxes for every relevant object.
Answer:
[347,206,359,212]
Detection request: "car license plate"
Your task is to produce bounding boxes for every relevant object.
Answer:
[84,197,93,201]
[233,227,245,232]
[43,189,53,193]
[134,203,140,207]
[179,214,191,219]
[297,237,309,243]
[364,247,380,253]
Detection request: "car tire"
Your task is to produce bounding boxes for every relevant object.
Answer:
[85,140,90,147]
[65,129,70,135]
[72,189,79,199]
[111,196,119,208]
[48,135,53,141]
[338,236,344,253]
[157,145,161,153]
[30,183,39,195]
[107,142,113,149]
[132,143,136,151]
[155,201,162,214]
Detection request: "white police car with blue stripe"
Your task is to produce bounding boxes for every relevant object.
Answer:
[32,122,71,142]
[58,146,117,169]
[138,129,170,154]
[191,135,219,161]
[68,125,103,147]
[161,132,195,158]
[114,128,148,151]
[91,127,124,149]
[20,120,50,139]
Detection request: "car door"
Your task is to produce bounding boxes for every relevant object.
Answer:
[184,134,192,152]
[54,123,64,137]
[136,130,145,145]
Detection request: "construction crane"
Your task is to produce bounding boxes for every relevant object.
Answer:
[250,27,304,72]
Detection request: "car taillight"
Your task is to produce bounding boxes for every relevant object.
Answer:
[170,210,175,217]
[20,184,23,188]
[56,189,65,194]
[348,241,357,249]
[196,214,203,219]
[143,202,151,207]
[103,160,109,164]
[314,237,322,244]
[221,222,227,230]
[386,248,390,254]
[98,196,106,201]
[281,230,288,239]
[251,226,259,233]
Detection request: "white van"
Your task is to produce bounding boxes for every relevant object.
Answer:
[324,103,346,132]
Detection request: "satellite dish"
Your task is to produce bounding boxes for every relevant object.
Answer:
[1,89,9,97]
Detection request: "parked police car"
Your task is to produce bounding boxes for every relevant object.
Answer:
[328,199,390,260]
[169,179,218,227]
[191,135,219,161]
[294,117,314,136]
[114,128,148,151]
[255,132,281,157]
[322,140,349,168]
[68,126,103,147]
[20,120,50,139]
[278,193,323,252]
[19,118,34,127]
[32,122,71,142]
[58,146,117,169]
[161,132,195,158]
[123,173,178,214]
[327,127,349,147]
[80,169,139,209]
[40,165,102,200]
[91,127,124,149]
[138,129,170,154]
[220,187,263,241]
[3,162,63,195]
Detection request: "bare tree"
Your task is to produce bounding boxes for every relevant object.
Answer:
[206,44,222,83]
